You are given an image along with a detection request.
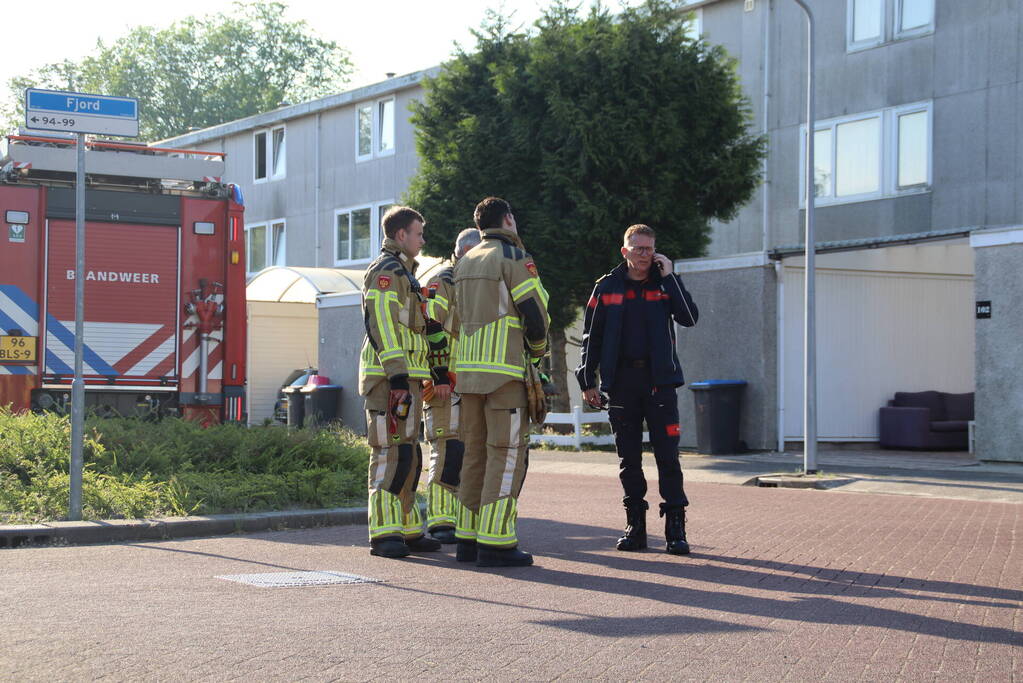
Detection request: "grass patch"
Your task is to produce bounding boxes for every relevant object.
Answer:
[0,408,369,524]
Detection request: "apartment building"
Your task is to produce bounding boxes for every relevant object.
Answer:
[161,2,1022,459]
[160,70,437,424]
[676,0,1021,460]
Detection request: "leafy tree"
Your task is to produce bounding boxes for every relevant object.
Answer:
[3,1,351,141]
[406,0,765,409]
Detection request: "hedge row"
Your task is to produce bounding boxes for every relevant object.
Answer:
[0,409,369,524]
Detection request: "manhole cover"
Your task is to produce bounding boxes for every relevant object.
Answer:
[216,570,382,588]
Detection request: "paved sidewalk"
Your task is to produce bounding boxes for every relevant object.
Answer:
[531,448,1023,504]
[2,469,1020,681]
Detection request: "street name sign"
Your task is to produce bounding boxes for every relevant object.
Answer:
[25,88,139,138]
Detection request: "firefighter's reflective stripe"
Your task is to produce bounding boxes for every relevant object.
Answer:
[426,481,459,528]
[510,277,550,308]
[455,505,478,541]
[426,294,449,319]
[402,503,425,538]
[453,317,526,378]
[361,327,431,379]
[366,289,401,350]
[477,497,518,547]
[368,489,404,538]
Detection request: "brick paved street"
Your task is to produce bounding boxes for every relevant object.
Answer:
[2,469,1020,681]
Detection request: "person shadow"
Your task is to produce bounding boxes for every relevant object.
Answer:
[458,516,1023,644]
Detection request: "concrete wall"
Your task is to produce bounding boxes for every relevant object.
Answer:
[972,231,1023,462]
[675,259,778,451]
[316,296,367,433]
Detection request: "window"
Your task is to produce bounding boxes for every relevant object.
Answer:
[898,0,933,33]
[801,102,931,207]
[335,201,394,265]
[378,99,395,153]
[847,0,933,50]
[835,117,881,197]
[254,132,267,181]
[378,203,395,236]
[896,109,929,188]
[355,97,396,161]
[253,125,286,182]
[246,220,286,275]
[357,105,372,159]
[683,8,702,42]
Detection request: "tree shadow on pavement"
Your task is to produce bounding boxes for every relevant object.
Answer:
[506,518,1023,644]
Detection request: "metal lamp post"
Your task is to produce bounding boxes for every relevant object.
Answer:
[791,0,818,474]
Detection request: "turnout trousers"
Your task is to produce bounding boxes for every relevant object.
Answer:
[423,391,467,531]
[607,368,689,512]
[365,380,427,542]
[455,380,529,549]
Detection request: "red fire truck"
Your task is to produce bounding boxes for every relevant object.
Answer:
[0,132,246,424]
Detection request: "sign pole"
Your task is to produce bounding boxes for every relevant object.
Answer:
[70,133,86,520]
[22,88,139,521]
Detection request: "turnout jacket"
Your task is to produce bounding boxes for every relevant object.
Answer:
[423,259,456,367]
[359,238,431,395]
[451,228,551,394]
[575,261,698,393]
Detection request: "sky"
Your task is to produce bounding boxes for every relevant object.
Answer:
[3,0,647,92]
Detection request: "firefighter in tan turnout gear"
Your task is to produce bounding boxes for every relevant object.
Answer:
[359,206,446,559]
[452,197,550,567]
[419,228,483,544]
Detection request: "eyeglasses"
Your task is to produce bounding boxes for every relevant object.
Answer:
[626,246,654,255]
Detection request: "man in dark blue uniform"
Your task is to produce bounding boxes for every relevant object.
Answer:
[575,224,699,555]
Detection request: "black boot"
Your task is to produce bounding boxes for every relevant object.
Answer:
[663,507,690,555]
[405,535,442,552]
[370,537,410,558]
[476,545,533,567]
[616,501,648,551]
[455,540,478,563]
[429,526,458,544]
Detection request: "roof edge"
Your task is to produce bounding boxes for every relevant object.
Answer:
[769,227,976,259]
[155,66,441,148]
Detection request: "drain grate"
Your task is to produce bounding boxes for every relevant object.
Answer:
[216,570,382,588]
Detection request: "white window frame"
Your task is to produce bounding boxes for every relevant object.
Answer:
[334,199,394,266]
[253,130,268,183]
[846,0,933,52]
[245,218,287,276]
[253,124,286,183]
[354,97,397,163]
[800,101,931,208]
[888,101,933,192]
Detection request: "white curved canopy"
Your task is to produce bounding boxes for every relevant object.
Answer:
[246,266,364,303]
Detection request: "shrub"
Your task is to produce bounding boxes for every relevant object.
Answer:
[0,408,369,523]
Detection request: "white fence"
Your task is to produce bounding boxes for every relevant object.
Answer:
[530,405,647,451]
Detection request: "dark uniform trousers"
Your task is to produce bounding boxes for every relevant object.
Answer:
[607,365,689,512]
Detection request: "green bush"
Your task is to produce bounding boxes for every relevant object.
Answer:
[0,408,369,523]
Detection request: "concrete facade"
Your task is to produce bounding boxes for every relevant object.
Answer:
[676,256,779,450]
[315,293,366,432]
[699,0,1023,256]
[680,0,1020,457]
[970,228,1023,463]
[160,70,434,274]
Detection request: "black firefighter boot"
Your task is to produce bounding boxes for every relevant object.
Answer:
[663,506,691,555]
[616,501,648,551]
